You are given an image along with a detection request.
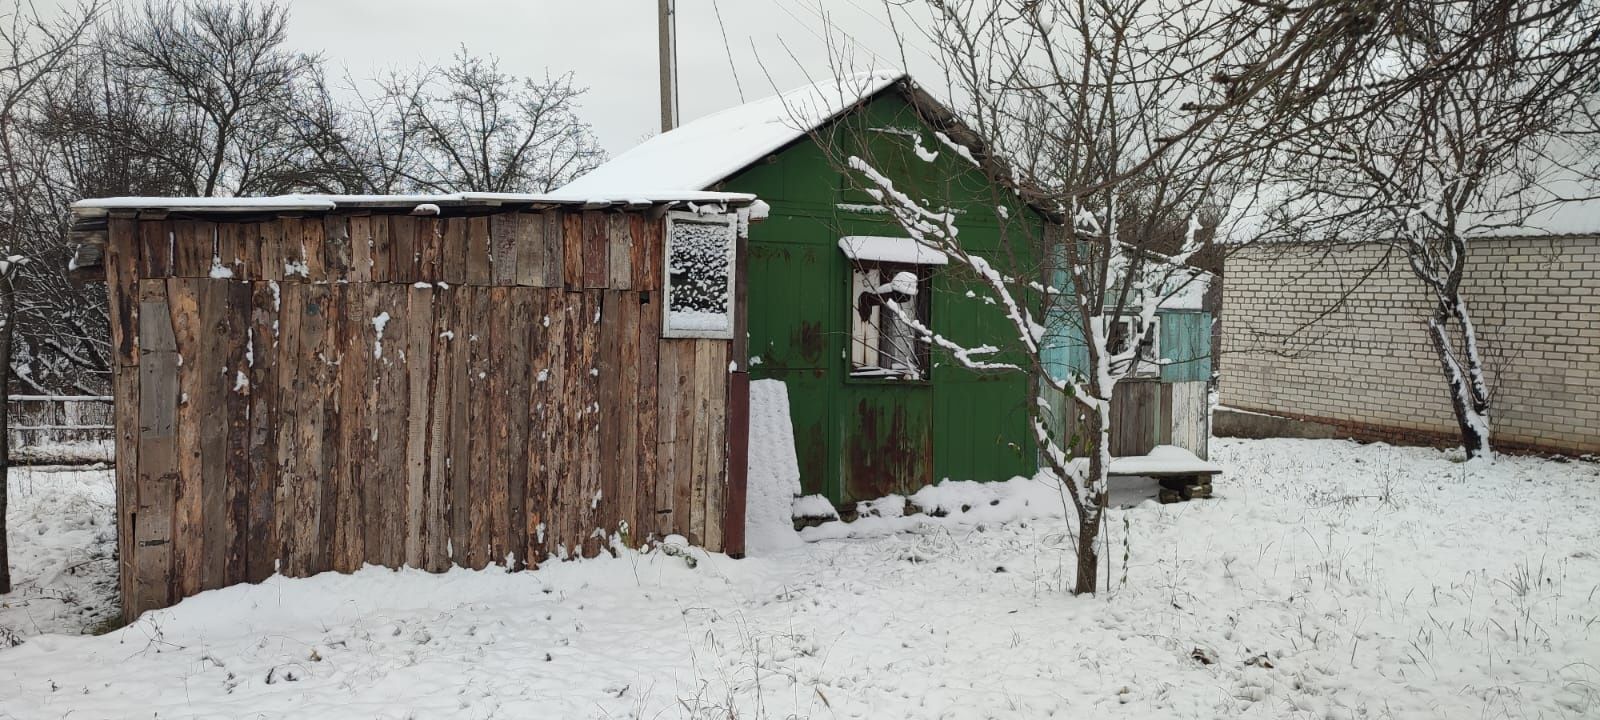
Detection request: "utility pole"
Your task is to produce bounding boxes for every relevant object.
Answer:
[658,0,678,132]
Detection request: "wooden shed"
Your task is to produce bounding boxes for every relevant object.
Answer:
[67,192,758,620]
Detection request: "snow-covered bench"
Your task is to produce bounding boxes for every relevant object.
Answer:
[1107,445,1222,503]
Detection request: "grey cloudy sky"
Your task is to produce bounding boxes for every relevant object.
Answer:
[277,1,944,156]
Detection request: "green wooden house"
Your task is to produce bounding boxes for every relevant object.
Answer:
[560,73,1041,504]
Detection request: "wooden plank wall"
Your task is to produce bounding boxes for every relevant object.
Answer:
[109,208,738,620]
[1055,378,1211,460]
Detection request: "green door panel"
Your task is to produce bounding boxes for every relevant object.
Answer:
[746,238,832,370]
[840,385,934,501]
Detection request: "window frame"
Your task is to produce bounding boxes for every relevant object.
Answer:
[661,210,738,340]
[1104,314,1162,378]
[846,259,934,383]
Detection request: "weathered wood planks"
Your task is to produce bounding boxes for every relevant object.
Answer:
[112,207,742,620]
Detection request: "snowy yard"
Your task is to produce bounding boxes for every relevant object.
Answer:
[2,438,1598,719]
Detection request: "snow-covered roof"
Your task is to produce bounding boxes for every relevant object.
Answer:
[558,71,905,196]
[70,191,757,218]
[837,236,950,265]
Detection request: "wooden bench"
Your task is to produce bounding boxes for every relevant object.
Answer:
[1107,446,1222,503]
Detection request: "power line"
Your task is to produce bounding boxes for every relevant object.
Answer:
[712,0,745,103]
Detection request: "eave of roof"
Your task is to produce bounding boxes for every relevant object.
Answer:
[69,190,757,220]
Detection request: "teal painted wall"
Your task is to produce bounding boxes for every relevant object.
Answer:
[728,91,1038,503]
[1038,307,1214,382]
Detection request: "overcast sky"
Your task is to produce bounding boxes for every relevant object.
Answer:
[276,1,944,156]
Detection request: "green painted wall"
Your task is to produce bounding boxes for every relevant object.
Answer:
[728,91,1038,503]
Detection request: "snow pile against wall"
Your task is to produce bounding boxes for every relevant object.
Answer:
[744,379,803,554]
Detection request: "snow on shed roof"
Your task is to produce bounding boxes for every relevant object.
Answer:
[558,71,905,196]
[70,190,756,218]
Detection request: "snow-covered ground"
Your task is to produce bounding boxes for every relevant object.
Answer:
[2,438,1598,719]
[0,466,117,646]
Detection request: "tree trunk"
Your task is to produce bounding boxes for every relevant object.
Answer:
[1426,295,1492,460]
[1072,397,1109,595]
[0,279,12,594]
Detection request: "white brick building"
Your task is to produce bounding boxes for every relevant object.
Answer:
[1221,236,1600,455]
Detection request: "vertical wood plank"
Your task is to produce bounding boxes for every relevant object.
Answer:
[272,283,302,575]
[138,220,172,278]
[615,292,641,542]
[278,219,307,282]
[522,291,550,566]
[561,213,583,291]
[106,219,140,366]
[349,215,373,283]
[405,284,434,568]
[107,229,141,607]
[170,220,211,277]
[389,215,418,284]
[515,212,544,287]
[323,215,352,282]
[195,281,230,591]
[441,217,468,286]
[465,286,493,567]
[166,278,204,598]
[292,283,333,575]
[702,341,728,552]
[257,221,284,283]
[607,215,632,290]
[557,290,586,556]
[333,283,369,573]
[582,211,609,289]
[490,214,519,286]
[628,215,653,291]
[425,287,459,571]
[216,223,244,280]
[466,216,492,286]
[636,293,661,542]
[243,280,279,581]
[370,214,391,283]
[535,289,569,559]
[484,286,510,566]
[502,289,532,568]
[371,283,410,569]
[315,285,344,574]
[416,216,443,282]
[671,341,698,541]
[543,213,565,288]
[300,218,327,282]
[133,279,178,617]
[597,290,623,547]
[576,290,603,555]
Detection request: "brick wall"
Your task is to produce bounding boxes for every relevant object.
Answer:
[1221,236,1600,455]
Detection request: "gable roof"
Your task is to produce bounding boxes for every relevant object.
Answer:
[557,71,904,197]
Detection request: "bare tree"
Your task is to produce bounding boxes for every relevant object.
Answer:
[825,0,1584,593]
[384,49,605,194]
[108,0,318,196]
[0,0,102,595]
[1262,0,1600,459]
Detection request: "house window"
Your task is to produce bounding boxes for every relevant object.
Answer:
[663,211,736,339]
[837,236,947,380]
[849,264,931,379]
[1105,315,1161,377]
